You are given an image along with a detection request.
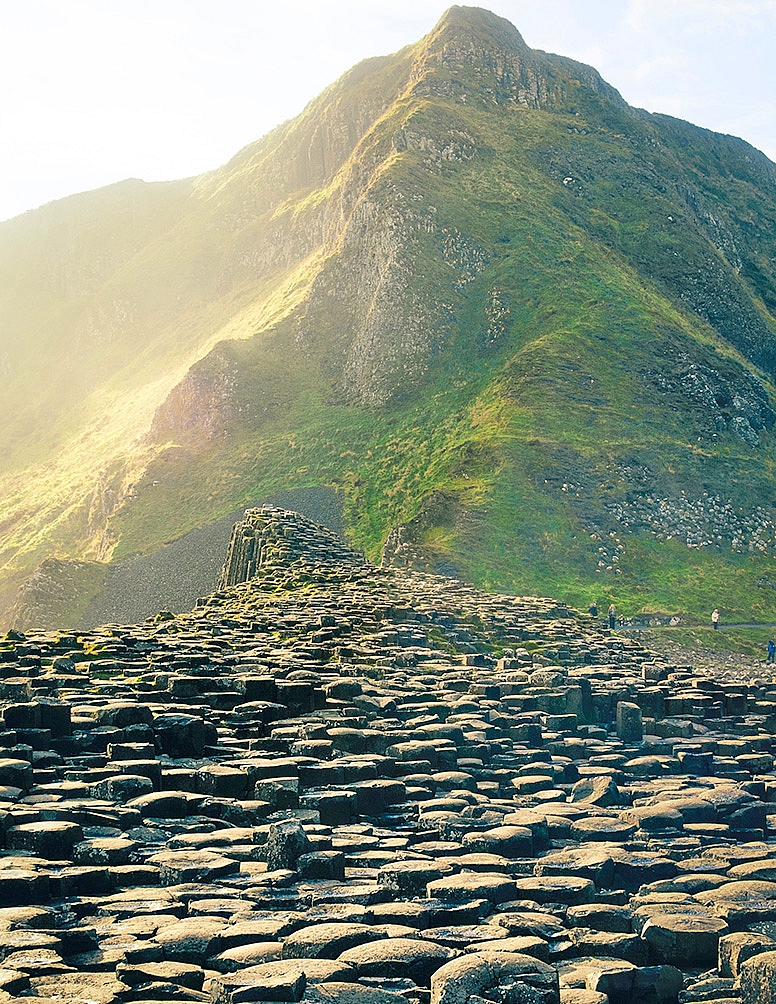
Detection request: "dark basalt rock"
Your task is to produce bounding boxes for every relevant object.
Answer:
[0,508,774,1003]
[219,507,366,590]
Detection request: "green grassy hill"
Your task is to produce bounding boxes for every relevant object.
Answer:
[3,6,776,628]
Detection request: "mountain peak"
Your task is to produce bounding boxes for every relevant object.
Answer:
[415,5,620,110]
[410,5,547,109]
[431,5,530,50]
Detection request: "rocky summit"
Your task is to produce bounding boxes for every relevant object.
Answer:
[1,509,776,1003]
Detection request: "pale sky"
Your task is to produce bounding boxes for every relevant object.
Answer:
[2,0,775,223]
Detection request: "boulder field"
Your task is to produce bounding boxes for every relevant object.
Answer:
[0,508,776,1004]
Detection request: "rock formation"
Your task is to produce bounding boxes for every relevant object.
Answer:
[0,509,774,1002]
[219,507,365,589]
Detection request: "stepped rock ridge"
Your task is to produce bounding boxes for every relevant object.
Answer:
[3,3,776,628]
[219,507,367,590]
[0,510,775,1000]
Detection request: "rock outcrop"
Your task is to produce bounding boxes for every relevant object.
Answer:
[0,509,775,1002]
[219,506,365,589]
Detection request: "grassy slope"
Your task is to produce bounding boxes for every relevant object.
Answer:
[111,99,776,625]
[3,9,776,629]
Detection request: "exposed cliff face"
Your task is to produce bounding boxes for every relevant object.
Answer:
[9,558,107,631]
[144,6,776,424]
[295,193,444,405]
[645,348,775,445]
[532,118,776,382]
[3,5,776,628]
[150,347,242,446]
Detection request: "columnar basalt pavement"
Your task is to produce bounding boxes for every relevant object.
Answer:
[1,509,776,1004]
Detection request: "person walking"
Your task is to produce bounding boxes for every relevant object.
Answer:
[608,603,616,630]
[588,602,598,620]
[767,639,775,663]
[711,608,720,631]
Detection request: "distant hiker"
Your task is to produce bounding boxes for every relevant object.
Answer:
[588,602,598,619]
[711,608,720,631]
[608,603,616,630]
[768,639,775,663]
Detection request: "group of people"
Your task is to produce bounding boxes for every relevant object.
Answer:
[589,601,776,664]
[588,601,618,629]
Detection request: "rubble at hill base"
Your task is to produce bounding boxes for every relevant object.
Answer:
[1,508,776,1004]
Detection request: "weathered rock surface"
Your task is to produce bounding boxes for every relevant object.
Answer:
[1,508,776,1004]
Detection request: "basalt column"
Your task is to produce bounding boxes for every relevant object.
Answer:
[219,517,262,588]
[218,506,365,588]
